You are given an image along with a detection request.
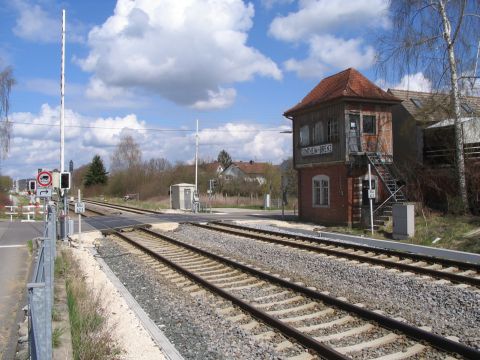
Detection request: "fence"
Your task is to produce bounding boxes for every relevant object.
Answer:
[27,205,56,360]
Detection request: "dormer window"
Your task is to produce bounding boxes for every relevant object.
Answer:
[410,98,423,108]
[461,103,474,114]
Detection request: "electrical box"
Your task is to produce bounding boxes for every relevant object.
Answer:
[60,172,71,190]
[392,203,415,239]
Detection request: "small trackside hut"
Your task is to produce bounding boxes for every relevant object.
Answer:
[284,68,405,227]
[171,183,196,210]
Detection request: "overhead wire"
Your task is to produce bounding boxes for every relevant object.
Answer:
[8,120,291,133]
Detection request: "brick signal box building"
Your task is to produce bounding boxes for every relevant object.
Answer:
[284,68,405,226]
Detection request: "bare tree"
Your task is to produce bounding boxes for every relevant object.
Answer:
[110,134,142,172]
[377,0,480,212]
[0,67,15,159]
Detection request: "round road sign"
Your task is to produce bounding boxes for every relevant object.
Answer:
[37,171,52,187]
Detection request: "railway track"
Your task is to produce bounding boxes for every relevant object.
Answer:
[104,225,480,359]
[85,199,162,215]
[190,222,480,288]
[68,202,105,217]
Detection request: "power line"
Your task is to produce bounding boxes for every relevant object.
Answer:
[8,120,291,133]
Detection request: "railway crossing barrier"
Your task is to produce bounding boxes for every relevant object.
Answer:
[4,205,18,221]
[27,205,56,360]
[22,205,36,222]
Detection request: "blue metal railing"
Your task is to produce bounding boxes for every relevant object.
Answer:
[27,205,56,360]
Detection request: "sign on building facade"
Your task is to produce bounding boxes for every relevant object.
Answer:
[301,143,333,157]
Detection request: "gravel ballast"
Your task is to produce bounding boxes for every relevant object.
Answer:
[97,237,285,360]
[168,223,480,350]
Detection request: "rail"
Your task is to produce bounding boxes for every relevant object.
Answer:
[27,205,56,360]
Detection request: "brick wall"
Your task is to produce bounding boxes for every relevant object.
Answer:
[298,164,350,225]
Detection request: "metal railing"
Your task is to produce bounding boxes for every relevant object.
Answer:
[373,185,406,215]
[27,205,56,360]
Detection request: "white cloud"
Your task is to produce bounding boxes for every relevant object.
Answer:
[269,0,389,78]
[4,104,145,178]
[269,0,389,42]
[284,35,375,78]
[11,0,85,43]
[82,114,146,147]
[196,123,292,161]
[395,73,432,92]
[191,87,237,110]
[378,72,432,92]
[3,105,292,179]
[78,0,282,109]
[85,78,134,102]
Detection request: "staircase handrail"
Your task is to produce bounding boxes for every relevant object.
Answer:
[373,185,405,215]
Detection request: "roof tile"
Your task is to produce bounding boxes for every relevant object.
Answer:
[284,68,400,117]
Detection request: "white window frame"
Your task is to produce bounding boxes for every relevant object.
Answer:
[312,175,330,207]
[300,125,310,146]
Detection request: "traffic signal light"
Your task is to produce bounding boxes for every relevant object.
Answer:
[60,172,71,190]
[28,180,36,192]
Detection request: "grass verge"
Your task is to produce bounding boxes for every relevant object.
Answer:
[27,239,33,254]
[326,212,480,254]
[58,250,122,359]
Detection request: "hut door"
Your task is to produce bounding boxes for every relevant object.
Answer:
[348,114,361,153]
[184,188,192,209]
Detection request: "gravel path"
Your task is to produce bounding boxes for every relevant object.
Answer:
[169,224,480,350]
[97,237,285,360]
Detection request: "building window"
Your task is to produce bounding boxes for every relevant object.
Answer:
[461,103,474,114]
[327,118,338,142]
[300,125,310,146]
[313,175,329,207]
[363,115,376,134]
[313,122,324,144]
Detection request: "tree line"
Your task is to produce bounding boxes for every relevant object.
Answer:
[73,135,298,202]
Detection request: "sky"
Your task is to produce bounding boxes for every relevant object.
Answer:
[0,0,441,179]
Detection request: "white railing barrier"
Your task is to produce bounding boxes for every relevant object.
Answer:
[22,205,36,222]
[5,205,18,222]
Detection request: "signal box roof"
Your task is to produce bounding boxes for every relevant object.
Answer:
[284,68,400,117]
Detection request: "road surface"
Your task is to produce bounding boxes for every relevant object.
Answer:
[0,221,42,360]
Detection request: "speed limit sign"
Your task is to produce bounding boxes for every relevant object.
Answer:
[36,171,53,187]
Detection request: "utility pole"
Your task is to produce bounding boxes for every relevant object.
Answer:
[195,119,199,193]
[368,164,374,236]
[194,119,199,212]
[60,9,67,239]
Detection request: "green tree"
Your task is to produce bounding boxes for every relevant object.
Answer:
[84,155,108,187]
[217,149,232,169]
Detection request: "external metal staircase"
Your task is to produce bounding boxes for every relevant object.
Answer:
[366,152,407,228]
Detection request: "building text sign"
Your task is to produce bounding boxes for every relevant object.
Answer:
[301,143,333,157]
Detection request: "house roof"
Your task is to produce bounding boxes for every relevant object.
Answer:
[387,89,480,123]
[284,68,400,117]
[427,117,478,128]
[201,161,223,172]
[229,161,270,175]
